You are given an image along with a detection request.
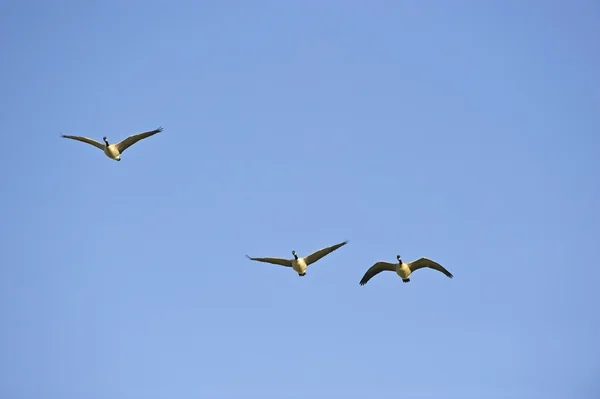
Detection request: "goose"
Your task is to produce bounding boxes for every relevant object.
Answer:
[60,126,163,161]
[246,240,348,277]
[359,255,453,285]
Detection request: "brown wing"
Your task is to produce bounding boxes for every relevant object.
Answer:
[408,257,453,278]
[245,255,293,267]
[116,126,163,153]
[60,135,105,151]
[303,240,349,266]
[359,261,397,285]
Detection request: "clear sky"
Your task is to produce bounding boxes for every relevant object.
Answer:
[1,1,599,398]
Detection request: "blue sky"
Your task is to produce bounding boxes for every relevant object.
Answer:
[1,1,599,398]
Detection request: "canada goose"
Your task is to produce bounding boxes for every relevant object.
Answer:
[246,240,348,277]
[60,126,163,161]
[359,255,453,285]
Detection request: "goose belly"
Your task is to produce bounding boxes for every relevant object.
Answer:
[396,264,411,279]
[292,259,307,274]
[104,146,121,160]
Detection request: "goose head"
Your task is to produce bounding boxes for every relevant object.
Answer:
[103,136,109,146]
[292,250,298,260]
[396,255,402,263]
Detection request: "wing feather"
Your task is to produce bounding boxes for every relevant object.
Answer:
[245,255,293,267]
[61,135,105,151]
[408,257,453,278]
[303,240,348,265]
[116,126,163,153]
[359,261,396,285]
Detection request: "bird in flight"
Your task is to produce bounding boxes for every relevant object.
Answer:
[359,255,453,285]
[60,126,163,161]
[246,240,349,277]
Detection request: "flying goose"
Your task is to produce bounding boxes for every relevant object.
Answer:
[246,240,348,277]
[60,126,163,161]
[359,255,453,285]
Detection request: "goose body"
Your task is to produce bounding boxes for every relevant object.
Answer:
[61,127,163,161]
[246,240,348,277]
[359,255,453,285]
[292,257,308,276]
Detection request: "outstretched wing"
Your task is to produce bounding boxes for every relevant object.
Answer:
[303,240,349,266]
[359,261,396,285]
[409,257,453,278]
[245,255,293,267]
[60,135,105,151]
[116,126,163,153]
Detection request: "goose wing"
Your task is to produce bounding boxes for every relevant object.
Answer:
[359,261,396,285]
[245,255,293,267]
[408,257,453,278]
[303,240,348,266]
[60,135,105,151]
[116,126,163,153]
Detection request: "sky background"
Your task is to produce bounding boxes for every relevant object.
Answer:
[1,1,599,398]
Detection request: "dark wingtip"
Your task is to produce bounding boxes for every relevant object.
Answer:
[156,126,164,132]
[245,254,252,260]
